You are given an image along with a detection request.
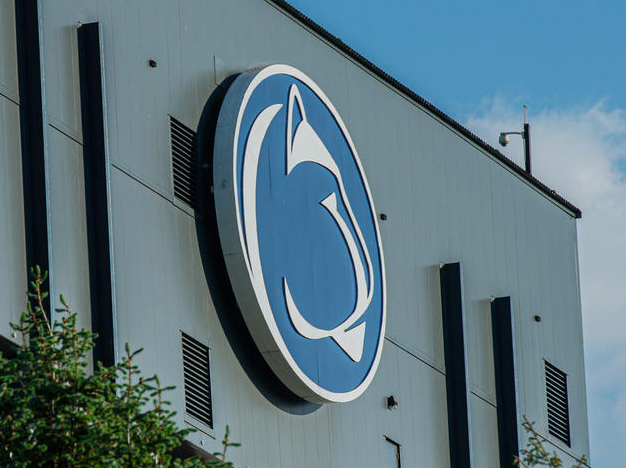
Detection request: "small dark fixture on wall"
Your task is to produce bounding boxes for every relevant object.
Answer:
[387,395,398,410]
[379,213,388,221]
[148,59,157,68]
[534,315,542,322]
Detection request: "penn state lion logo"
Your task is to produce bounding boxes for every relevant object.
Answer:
[243,84,373,362]
[213,65,386,403]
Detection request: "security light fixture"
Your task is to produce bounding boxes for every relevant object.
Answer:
[498,105,532,174]
[499,132,513,146]
[387,395,398,410]
[498,131,523,147]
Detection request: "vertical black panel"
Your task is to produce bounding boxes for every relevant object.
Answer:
[491,296,520,467]
[14,0,50,302]
[439,262,471,468]
[77,22,115,367]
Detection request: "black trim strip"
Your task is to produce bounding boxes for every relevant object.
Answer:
[77,22,115,367]
[491,296,520,467]
[439,262,471,468]
[14,0,50,296]
[267,0,582,219]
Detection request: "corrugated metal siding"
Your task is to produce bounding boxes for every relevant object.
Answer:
[0,93,26,341]
[40,0,94,142]
[30,0,590,466]
[0,0,26,342]
[0,0,19,102]
[469,395,500,466]
[46,127,92,333]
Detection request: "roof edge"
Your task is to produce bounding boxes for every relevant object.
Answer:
[265,0,582,219]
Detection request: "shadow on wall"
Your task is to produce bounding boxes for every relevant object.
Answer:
[194,74,321,415]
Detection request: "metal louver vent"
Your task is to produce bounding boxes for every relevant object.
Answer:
[170,116,198,209]
[545,360,570,447]
[182,332,213,429]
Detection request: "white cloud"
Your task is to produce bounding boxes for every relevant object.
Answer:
[466,99,626,346]
[465,99,626,466]
[584,344,626,466]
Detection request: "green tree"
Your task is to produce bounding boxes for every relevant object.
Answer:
[515,416,588,468]
[0,267,239,467]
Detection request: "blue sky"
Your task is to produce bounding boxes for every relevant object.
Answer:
[288,0,626,115]
[286,0,626,465]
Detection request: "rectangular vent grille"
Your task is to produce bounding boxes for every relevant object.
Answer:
[545,360,570,446]
[182,332,213,429]
[170,116,198,209]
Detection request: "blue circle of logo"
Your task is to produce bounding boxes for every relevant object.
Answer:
[214,65,386,402]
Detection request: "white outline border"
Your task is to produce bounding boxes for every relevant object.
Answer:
[213,64,387,403]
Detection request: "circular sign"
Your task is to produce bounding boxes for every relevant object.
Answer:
[213,65,386,403]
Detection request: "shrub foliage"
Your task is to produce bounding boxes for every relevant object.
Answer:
[515,416,588,468]
[0,267,238,467]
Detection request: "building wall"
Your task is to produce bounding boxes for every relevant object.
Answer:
[0,0,27,341]
[0,0,589,466]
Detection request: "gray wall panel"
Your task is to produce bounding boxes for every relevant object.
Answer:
[177,0,219,125]
[0,0,19,102]
[469,395,500,467]
[0,5,24,340]
[366,343,450,467]
[108,165,213,426]
[40,0,99,141]
[47,127,92,333]
[102,2,175,198]
[0,96,26,340]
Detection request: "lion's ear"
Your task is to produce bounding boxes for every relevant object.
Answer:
[286,84,307,157]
